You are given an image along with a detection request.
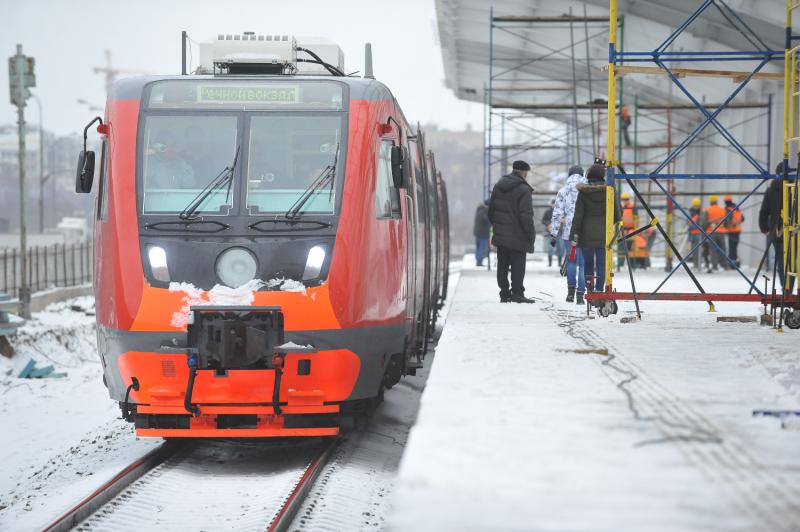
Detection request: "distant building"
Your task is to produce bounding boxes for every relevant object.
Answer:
[0,124,89,234]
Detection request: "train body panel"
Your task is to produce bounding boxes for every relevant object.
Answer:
[85,73,448,437]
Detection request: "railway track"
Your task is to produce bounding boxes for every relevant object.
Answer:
[42,437,337,532]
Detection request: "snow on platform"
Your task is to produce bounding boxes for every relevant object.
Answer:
[388,258,800,531]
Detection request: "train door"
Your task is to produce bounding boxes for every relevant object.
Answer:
[438,176,450,307]
[94,139,109,286]
[407,137,428,364]
[402,143,418,364]
[426,149,440,328]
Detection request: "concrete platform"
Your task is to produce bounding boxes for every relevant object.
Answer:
[388,259,800,531]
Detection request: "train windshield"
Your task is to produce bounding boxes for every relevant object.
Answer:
[246,115,340,215]
[140,80,345,218]
[141,115,239,215]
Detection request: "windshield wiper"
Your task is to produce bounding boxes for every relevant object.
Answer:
[285,143,339,220]
[248,218,332,232]
[179,145,240,221]
[145,220,231,233]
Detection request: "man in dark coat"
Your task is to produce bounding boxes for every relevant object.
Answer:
[473,200,491,267]
[570,164,621,293]
[488,160,536,303]
[759,162,794,292]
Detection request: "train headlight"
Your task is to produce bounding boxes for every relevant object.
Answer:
[302,245,326,281]
[216,247,258,288]
[147,245,170,282]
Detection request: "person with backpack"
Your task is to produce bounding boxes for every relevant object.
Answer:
[569,164,621,294]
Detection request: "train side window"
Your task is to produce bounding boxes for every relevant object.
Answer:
[97,140,109,221]
[375,140,400,219]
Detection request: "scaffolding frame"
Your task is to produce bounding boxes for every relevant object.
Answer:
[592,0,800,326]
[485,8,619,197]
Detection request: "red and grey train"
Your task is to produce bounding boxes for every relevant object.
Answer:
[75,35,450,438]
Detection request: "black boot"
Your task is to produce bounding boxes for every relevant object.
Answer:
[566,286,575,303]
[548,256,553,267]
[576,292,585,305]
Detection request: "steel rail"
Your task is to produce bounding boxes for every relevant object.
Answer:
[42,436,338,532]
[267,438,339,532]
[42,441,183,532]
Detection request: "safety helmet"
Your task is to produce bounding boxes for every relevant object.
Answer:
[724,194,733,202]
[621,192,630,200]
[709,194,718,203]
[691,197,701,208]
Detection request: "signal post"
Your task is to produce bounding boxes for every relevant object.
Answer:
[8,44,36,319]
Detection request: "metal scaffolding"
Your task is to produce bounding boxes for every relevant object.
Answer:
[484,8,618,197]
[590,0,799,330]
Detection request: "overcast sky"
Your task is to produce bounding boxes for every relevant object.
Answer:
[0,0,484,135]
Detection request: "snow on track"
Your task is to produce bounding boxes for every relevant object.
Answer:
[75,439,328,531]
[290,270,460,531]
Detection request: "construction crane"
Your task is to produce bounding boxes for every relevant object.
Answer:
[93,49,148,100]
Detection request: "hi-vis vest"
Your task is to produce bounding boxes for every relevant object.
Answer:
[725,205,743,233]
[705,204,728,233]
[622,202,635,229]
[690,209,702,235]
[630,234,648,258]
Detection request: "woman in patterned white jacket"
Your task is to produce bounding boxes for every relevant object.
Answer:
[549,165,587,303]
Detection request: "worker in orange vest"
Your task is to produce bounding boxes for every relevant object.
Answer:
[702,194,728,272]
[630,233,649,269]
[617,192,636,268]
[620,105,632,146]
[687,197,703,269]
[621,192,636,231]
[724,194,744,267]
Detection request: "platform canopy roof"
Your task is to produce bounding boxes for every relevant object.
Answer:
[436,0,787,124]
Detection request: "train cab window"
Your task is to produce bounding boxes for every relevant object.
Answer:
[97,141,109,221]
[375,140,401,219]
[140,115,238,215]
[246,115,341,215]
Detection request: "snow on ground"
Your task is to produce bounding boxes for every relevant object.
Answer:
[388,254,800,531]
[0,267,464,531]
[290,268,461,531]
[0,298,157,531]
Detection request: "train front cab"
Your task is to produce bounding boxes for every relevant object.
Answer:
[80,75,449,438]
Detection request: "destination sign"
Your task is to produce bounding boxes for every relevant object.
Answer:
[198,86,299,104]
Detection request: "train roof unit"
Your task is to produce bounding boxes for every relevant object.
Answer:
[196,33,346,76]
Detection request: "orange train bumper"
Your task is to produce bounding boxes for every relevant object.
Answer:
[119,348,360,438]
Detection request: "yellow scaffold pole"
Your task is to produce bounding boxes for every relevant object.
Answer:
[604,0,618,291]
[780,0,799,331]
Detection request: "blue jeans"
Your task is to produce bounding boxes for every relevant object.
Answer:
[581,247,606,292]
[564,239,586,294]
[475,238,489,266]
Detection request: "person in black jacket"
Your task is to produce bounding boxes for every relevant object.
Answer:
[759,162,795,292]
[570,163,621,293]
[473,199,491,267]
[488,160,536,303]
